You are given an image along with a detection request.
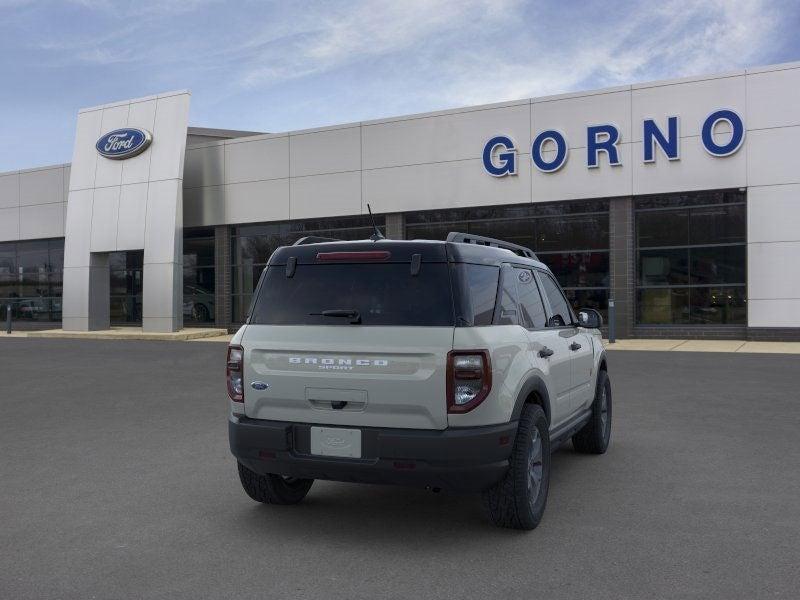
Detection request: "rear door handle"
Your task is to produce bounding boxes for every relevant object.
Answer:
[538,347,554,358]
[569,342,582,351]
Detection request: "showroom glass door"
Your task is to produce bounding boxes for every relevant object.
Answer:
[110,251,143,326]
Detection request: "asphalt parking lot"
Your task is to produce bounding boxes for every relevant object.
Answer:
[1,339,798,600]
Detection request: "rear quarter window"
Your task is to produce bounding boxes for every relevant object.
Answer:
[453,264,500,326]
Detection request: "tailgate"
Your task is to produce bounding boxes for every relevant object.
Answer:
[242,325,453,430]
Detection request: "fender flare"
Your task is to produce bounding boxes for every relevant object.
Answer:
[511,375,552,424]
[596,348,609,380]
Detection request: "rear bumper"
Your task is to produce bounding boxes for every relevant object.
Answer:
[229,415,517,492]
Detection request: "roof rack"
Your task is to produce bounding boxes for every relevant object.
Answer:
[446,232,537,260]
[292,236,340,245]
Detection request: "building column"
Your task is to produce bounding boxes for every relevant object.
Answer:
[142,180,184,333]
[608,197,634,339]
[385,213,405,239]
[62,251,110,331]
[214,225,232,330]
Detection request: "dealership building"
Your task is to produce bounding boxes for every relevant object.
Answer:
[1,60,799,339]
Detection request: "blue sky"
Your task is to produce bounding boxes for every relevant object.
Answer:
[1,0,798,171]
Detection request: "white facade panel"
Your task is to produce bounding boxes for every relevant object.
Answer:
[290,171,361,219]
[746,126,800,187]
[63,189,93,268]
[364,158,531,214]
[142,262,181,318]
[121,99,157,185]
[225,178,290,224]
[290,126,360,177]
[748,241,800,300]
[534,89,632,147]
[746,68,800,130]
[19,202,65,240]
[19,167,64,206]
[748,299,800,327]
[632,139,747,195]
[69,109,103,191]
[532,144,632,202]
[0,207,19,240]
[0,173,19,209]
[143,178,181,264]
[362,103,530,169]
[149,94,190,182]
[89,186,120,252]
[94,104,129,189]
[225,136,289,184]
[116,183,148,250]
[747,184,800,243]
[631,75,746,141]
[61,266,90,318]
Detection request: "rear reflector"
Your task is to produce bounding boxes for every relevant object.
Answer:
[393,461,416,470]
[316,251,391,261]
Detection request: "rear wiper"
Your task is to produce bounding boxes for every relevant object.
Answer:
[310,309,362,324]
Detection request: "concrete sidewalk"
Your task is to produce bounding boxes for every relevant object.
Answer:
[603,338,800,354]
[0,327,228,341]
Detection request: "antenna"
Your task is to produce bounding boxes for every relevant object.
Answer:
[366,204,385,241]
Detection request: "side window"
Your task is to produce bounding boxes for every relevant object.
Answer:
[515,268,547,329]
[539,271,573,327]
[494,264,519,325]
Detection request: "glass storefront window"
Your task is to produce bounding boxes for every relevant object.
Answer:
[405,201,611,320]
[109,250,143,325]
[183,228,216,325]
[635,190,746,325]
[0,238,64,322]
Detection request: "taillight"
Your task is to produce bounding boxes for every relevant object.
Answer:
[447,350,492,413]
[227,345,244,402]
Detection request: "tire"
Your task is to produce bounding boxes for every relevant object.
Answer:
[572,369,612,454]
[482,404,551,530]
[237,462,314,505]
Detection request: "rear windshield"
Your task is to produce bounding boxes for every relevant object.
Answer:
[250,263,455,326]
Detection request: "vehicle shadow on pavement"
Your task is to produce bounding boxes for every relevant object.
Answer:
[223,447,582,542]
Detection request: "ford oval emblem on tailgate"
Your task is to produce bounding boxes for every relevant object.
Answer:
[251,381,269,390]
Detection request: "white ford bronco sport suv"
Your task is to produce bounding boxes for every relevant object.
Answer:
[228,232,611,530]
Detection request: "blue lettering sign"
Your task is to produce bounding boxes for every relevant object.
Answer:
[587,124,621,168]
[482,108,745,176]
[531,130,568,173]
[643,116,679,162]
[701,109,745,157]
[482,135,517,176]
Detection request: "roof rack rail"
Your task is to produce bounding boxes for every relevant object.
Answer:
[292,236,340,245]
[446,232,537,259]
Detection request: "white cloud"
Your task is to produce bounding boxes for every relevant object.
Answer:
[434,0,783,106]
[236,0,522,88]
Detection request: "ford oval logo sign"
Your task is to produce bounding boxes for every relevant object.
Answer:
[95,128,152,160]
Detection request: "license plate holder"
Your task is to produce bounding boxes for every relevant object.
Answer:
[310,426,362,458]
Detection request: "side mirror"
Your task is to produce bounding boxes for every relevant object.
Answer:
[577,308,603,329]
